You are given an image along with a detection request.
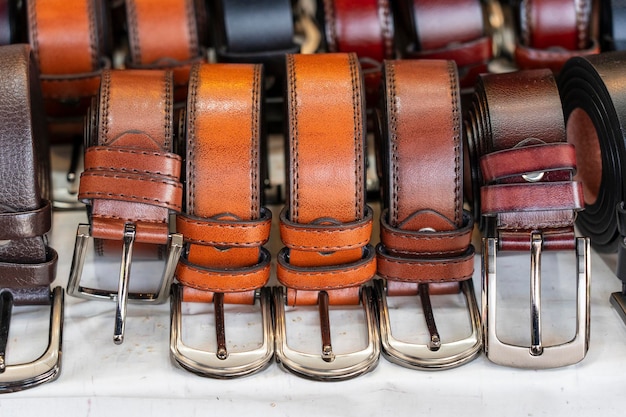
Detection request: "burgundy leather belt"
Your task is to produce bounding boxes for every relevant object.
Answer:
[514,0,600,72]
[396,0,493,89]
[466,68,590,368]
[374,59,480,370]
[170,62,273,378]
[68,69,184,344]
[274,53,379,381]
[0,44,63,392]
[559,51,626,325]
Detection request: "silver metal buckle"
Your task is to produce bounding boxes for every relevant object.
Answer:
[169,284,274,378]
[67,223,183,344]
[0,287,64,393]
[482,233,590,368]
[374,279,481,370]
[273,286,379,381]
[610,285,626,325]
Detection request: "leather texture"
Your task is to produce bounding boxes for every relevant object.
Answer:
[0,44,57,305]
[559,51,626,254]
[78,69,182,245]
[466,69,583,251]
[376,59,474,295]
[124,0,208,100]
[397,0,492,88]
[277,53,375,306]
[514,0,599,72]
[174,62,271,304]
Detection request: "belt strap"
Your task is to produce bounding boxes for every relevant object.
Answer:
[514,0,599,72]
[78,69,182,245]
[0,44,57,305]
[124,0,207,99]
[277,53,375,306]
[376,59,473,293]
[467,69,582,250]
[174,63,271,304]
[397,0,492,88]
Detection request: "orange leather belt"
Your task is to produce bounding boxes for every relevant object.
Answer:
[466,69,590,368]
[274,53,379,381]
[374,59,480,369]
[68,69,184,344]
[0,44,63,392]
[514,0,600,72]
[170,63,274,378]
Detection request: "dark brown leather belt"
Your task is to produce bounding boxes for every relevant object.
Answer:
[170,62,273,378]
[0,44,63,392]
[68,69,183,344]
[374,59,480,370]
[559,51,626,325]
[274,52,379,381]
[466,68,590,368]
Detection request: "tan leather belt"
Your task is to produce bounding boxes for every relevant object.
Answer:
[68,69,184,344]
[0,44,63,392]
[170,62,273,378]
[374,59,480,370]
[273,53,379,381]
[466,69,590,368]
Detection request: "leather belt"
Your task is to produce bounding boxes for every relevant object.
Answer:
[396,0,493,89]
[0,44,63,392]
[274,53,379,381]
[558,51,626,325]
[601,0,626,50]
[67,69,184,344]
[170,62,273,378]
[514,0,599,72]
[321,0,394,108]
[0,0,22,45]
[374,59,480,370]
[466,68,590,368]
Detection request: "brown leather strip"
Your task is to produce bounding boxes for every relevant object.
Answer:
[279,206,373,252]
[0,248,57,288]
[176,208,271,248]
[406,36,492,68]
[84,146,182,179]
[480,143,577,182]
[481,181,584,215]
[0,201,51,240]
[514,39,600,72]
[40,72,102,100]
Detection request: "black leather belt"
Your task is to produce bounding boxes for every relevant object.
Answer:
[559,50,626,323]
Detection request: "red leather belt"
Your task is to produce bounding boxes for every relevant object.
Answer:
[374,59,480,370]
[170,62,273,378]
[68,69,184,344]
[397,0,493,89]
[0,44,63,392]
[274,53,379,381]
[559,51,626,326]
[466,69,590,368]
[514,0,600,72]
[321,0,395,108]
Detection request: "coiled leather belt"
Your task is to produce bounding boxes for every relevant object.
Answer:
[274,53,379,381]
[559,51,626,324]
[0,44,63,392]
[466,68,590,368]
[374,59,480,370]
[170,62,273,378]
[68,69,184,344]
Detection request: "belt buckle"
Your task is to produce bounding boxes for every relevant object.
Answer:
[67,223,183,344]
[482,233,590,368]
[273,286,379,381]
[0,287,64,393]
[169,284,274,378]
[374,279,482,370]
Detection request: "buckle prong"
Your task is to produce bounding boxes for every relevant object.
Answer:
[318,291,335,362]
[0,291,13,372]
[113,223,136,345]
[418,284,441,351]
[530,233,543,356]
[213,293,228,360]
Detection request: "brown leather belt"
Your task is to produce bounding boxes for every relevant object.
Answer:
[466,69,590,368]
[514,0,600,72]
[374,59,480,369]
[274,53,379,381]
[68,69,184,344]
[0,44,63,392]
[170,62,273,378]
